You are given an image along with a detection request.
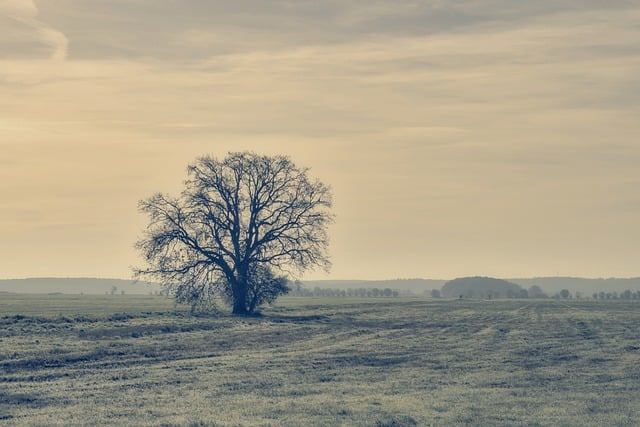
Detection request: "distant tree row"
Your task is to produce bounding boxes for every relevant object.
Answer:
[290,282,401,298]
[429,285,640,301]
[592,290,640,300]
[542,289,640,300]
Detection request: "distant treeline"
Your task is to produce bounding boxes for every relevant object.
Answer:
[591,290,640,300]
[2,277,639,299]
[431,287,640,300]
[284,278,640,300]
[290,282,405,298]
[437,277,640,300]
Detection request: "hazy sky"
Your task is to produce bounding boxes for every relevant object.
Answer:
[1,0,639,280]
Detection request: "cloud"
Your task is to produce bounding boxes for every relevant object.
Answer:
[0,0,38,17]
[0,0,68,60]
[25,0,639,61]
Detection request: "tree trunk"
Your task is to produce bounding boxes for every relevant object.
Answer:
[231,269,249,315]
[232,297,248,315]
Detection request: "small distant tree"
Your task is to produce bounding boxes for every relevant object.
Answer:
[430,289,441,298]
[110,286,118,296]
[135,152,333,315]
[559,289,571,299]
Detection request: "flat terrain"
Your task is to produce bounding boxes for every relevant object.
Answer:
[1,295,638,426]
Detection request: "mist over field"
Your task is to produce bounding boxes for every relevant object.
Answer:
[3,276,640,297]
[0,278,159,295]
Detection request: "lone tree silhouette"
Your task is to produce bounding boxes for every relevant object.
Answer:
[134,152,333,315]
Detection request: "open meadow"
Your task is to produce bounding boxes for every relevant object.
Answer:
[1,294,639,426]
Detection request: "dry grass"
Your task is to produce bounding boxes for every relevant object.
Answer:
[1,295,639,426]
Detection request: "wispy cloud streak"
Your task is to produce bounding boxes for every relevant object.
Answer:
[1,0,68,60]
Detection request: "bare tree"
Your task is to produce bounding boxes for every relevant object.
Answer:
[134,152,333,315]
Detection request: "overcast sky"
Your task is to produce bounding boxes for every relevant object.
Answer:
[1,0,639,280]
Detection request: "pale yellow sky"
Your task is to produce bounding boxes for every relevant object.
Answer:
[1,0,639,280]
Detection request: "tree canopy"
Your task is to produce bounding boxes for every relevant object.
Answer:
[134,152,333,315]
[441,276,524,299]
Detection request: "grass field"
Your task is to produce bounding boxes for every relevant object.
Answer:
[1,294,638,426]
